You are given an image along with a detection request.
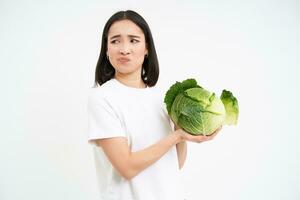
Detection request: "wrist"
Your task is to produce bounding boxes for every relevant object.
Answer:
[174,130,183,143]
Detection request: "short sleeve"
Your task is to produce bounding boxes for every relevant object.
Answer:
[87,91,126,145]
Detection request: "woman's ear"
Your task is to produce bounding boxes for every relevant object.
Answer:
[145,43,148,55]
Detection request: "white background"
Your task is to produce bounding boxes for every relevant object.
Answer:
[1,0,299,199]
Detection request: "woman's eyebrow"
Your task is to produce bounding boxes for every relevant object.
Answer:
[109,34,141,40]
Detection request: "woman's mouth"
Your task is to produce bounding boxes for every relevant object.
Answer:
[118,58,130,63]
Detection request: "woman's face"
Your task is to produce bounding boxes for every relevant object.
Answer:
[107,19,148,77]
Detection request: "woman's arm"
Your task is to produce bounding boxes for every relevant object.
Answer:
[95,127,221,180]
[95,130,182,180]
[174,124,187,169]
[176,141,187,169]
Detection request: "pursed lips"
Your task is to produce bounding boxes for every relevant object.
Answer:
[118,57,130,62]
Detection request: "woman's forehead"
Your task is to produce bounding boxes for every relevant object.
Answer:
[108,20,144,38]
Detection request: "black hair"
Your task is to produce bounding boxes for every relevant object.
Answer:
[94,10,159,87]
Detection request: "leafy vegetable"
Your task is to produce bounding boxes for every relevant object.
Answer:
[220,90,239,125]
[164,79,239,135]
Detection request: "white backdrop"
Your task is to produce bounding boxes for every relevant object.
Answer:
[1,0,299,199]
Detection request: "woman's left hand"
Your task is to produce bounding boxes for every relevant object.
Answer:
[176,126,222,143]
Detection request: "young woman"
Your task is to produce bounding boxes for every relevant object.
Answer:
[87,10,221,200]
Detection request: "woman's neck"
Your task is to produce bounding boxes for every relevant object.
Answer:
[114,73,146,89]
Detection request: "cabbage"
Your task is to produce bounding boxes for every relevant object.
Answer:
[164,79,239,136]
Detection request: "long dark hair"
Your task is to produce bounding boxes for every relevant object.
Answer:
[94,10,159,87]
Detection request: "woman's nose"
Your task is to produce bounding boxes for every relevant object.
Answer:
[119,44,131,54]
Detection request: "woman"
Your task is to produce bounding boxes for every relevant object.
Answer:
[87,10,221,200]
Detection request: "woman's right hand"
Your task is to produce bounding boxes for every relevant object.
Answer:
[176,126,222,143]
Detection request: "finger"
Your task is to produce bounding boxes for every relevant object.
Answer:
[211,127,221,136]
[195,137,205,143]
[204,136,213,141]
[207,136,215,141]
[198,135,210,142]
[189,135,206,143]
[203,132,217,141]
[191,135,206,142]
[207,133,217,140]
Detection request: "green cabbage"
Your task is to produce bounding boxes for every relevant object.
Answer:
[164,78,239,136]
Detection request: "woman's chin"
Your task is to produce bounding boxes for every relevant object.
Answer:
[115,67,141,75]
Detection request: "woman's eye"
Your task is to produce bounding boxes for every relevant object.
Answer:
[110,40,119,44]
[110,39,139,44]
[131,39,140,43]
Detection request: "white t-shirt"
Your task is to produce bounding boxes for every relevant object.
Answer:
[87,78,185,200]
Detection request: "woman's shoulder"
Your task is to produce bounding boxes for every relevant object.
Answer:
[88,80,117,103]
[89,79,116,94]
